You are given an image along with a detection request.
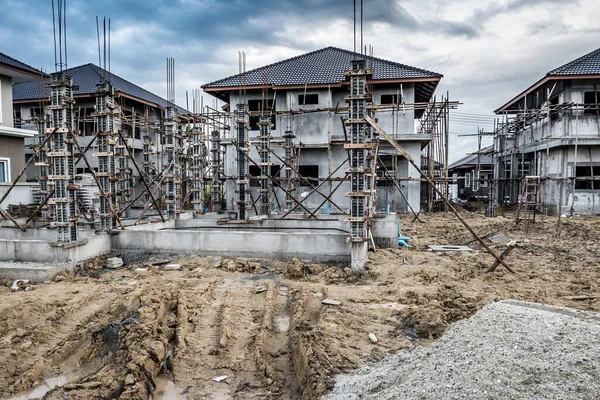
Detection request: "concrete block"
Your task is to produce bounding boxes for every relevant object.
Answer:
[106,257,123,269]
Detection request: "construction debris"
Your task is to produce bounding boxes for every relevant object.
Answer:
[322,299,342,306]
[105,257,123,269]
[427,245,474,252]
[325,301,600,400]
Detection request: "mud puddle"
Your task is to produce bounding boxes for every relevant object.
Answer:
[153,376,187,400]
[8,374,67,400]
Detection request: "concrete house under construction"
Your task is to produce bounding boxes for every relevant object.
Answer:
[494,47,600,215]
[202,47,444,215]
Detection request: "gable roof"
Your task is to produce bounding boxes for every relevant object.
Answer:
[202,46,442,108]
[448,145,494,170]
[496,47,600,113]
[0,53,47,83]
[13,63,188,113]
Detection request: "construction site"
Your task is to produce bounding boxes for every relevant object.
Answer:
[0,1,599,399]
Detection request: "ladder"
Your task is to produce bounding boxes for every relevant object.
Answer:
[516,176,540,223]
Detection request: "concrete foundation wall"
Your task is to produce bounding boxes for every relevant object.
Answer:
[112,228,351,262]
[0,182,35,207]
[0,234,111,263]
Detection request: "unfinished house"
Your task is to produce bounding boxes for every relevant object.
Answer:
[202,47,444,216]
[1,45,452,277]
[12,63,188,211]
[494,47,600,215]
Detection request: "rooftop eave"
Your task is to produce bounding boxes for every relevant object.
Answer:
[0,65,47,83]
[495,73,600,114]
[0,125,37,138]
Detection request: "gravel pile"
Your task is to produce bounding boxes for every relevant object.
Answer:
[324,300,600,400]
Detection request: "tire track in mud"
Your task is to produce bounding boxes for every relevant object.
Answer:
[41,283,180,399]
[0,285,142,397]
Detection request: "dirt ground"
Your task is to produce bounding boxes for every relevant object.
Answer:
[0,211,599,399]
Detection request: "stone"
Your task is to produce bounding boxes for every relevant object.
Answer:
[163,264,181,271]
[488,234,510,244]
[134,268,148,274]
[106,257,123,269]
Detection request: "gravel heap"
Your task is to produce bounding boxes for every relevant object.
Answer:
[324,300,600,400]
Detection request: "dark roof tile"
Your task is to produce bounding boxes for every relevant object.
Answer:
[548,47,600,76]
[13,63,187,113]
[0,53,45,76]
[202,46,441,88]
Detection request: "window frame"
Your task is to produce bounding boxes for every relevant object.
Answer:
[464,171,471,188]
[298,93,319,105]
[0,157,10,183]
[380,94,402,105]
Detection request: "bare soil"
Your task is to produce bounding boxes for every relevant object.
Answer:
[0,212,598,399]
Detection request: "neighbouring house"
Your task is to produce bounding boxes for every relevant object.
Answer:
[494,47,600,214]
[202,46,443,213]
[13,63,188,208]
[0,53,42,183]
[0,53,44,208]
[448,145,493,201]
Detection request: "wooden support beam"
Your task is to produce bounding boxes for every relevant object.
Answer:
[365,115,515,274]
[116,130,166,222]
[487,241,517,273]
[230,140,317,219]
[71,134,126,230]
[25,189,55,225]
[377,156,423,223]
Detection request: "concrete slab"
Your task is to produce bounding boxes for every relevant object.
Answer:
[0,261,70,281]
[428,245,473,251]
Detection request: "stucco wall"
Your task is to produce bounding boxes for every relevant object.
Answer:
[0,135,25,182]
[0,74,13,127]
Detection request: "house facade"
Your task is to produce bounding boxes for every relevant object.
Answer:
[494,47,600,215]
[202,47,442,214]
[448,146,493,201]
[0,53,40,184]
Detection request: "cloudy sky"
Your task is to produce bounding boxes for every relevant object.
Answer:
[1,0,599,161]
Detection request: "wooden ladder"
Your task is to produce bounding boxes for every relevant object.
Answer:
[516,176,541,223]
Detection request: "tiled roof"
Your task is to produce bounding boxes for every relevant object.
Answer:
[448,145,493,170]
[548,47,600,76]
[0,53,45,76]
[202,46,442,88]
[13,63,187,113]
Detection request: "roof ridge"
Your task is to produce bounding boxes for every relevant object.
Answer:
[548,46,600,75]
[326,46,443,77]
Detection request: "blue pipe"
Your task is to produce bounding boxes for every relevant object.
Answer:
[398,221,411,247]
